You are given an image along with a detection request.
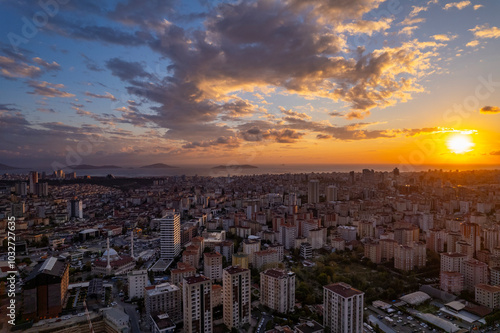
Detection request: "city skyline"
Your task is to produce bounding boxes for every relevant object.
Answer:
[1,0,500,168]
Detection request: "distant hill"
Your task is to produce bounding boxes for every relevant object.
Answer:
[212,164,258,169]
[0,163,20,170]
[68,164,122,170]
[140,163,177,169]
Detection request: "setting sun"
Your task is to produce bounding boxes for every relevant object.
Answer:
[446,134,475,154]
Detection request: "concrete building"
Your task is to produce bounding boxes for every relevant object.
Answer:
[331,238,345,252]
[128,270,148,299]
[475,284,500,309]
[426,229,446,253]
[254,249,279,270]
[183,275,213,333]
[463,259,489,291]
[364,241,381,264]
[243,239,261,266]
[460,222,481,255]
[170,262,196,285]
[323,282,364,333]
[67,198,83,219]
[296,320,324,333]
[300,242,312,259]
[204,252,223,281]
[260,269,295,313]
[232,252,249,269]
[440,253,467,273]
[326,185,338,202]
[156,212,181,260]
[308,228,327,249]
[145,282,182,323]
[440,271,464,294]
[308,179,320,204]
[338,226,357,242]
[491,267,500,286]
[380,239,397,261]
[23,257,69,320]
[223,266,251,330]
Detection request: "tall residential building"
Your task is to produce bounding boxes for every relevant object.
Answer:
[29,170,38,194]
[128,270,148,299]
[308,179,320,204]
[35,182,49,197]
[463,259,489,291]
[145,282,182,323]
[426,229,446,253]
[326,185,338,202]
[183,275,213,333]
[156,212,181,260]
[232,252,249,269]
[364,241,382,264]
[440,252,467,273]
[440,271,464,294]
[323,282,364,333]
[461,222,481,254]
[170,262,196,285]
[67,198,83,219]
[260,269,295,313]
[23,257,69,320]
[242,239,260,266]
[204,252,223,281]
[223,266,251,329]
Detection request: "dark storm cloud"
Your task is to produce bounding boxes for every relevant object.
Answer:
[105,58,151,81]
[182,136,240,149]
[3,0,441,155]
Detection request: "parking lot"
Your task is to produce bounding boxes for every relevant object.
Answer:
[366,306,439,333]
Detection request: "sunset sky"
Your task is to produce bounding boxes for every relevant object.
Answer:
[1,0,499,168]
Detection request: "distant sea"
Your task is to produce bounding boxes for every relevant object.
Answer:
[0,164,498,178]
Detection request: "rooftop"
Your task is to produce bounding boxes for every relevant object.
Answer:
[184,275,211,284]
[224,266,249,275]
[324,282,363,298]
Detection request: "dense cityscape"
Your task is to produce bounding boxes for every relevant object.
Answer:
[1,168,500,333]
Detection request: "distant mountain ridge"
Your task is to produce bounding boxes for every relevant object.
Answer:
[0,163,20,170]
[68,164,122,170]
[212,164,258,169]
[140,163,176,169]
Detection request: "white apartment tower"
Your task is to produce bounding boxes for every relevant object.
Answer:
[127,269,148,299]
[260,269,296,313]
[183,275,213,333]
[323,282,364,333]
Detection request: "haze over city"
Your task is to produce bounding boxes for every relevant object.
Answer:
[0,0,499,168]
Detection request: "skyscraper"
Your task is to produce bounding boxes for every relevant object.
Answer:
[183,275,213,333]
[223,266,251,330]
[323,282,364,333]
[156,212,181,260]
[67,198,83,219]
[308,179,320,204]
[326,185,338,202]
[29,171,38,194]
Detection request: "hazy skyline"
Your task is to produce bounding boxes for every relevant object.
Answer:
[1,0,499,168]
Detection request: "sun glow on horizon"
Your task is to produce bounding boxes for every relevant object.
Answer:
[446,133,475,154]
